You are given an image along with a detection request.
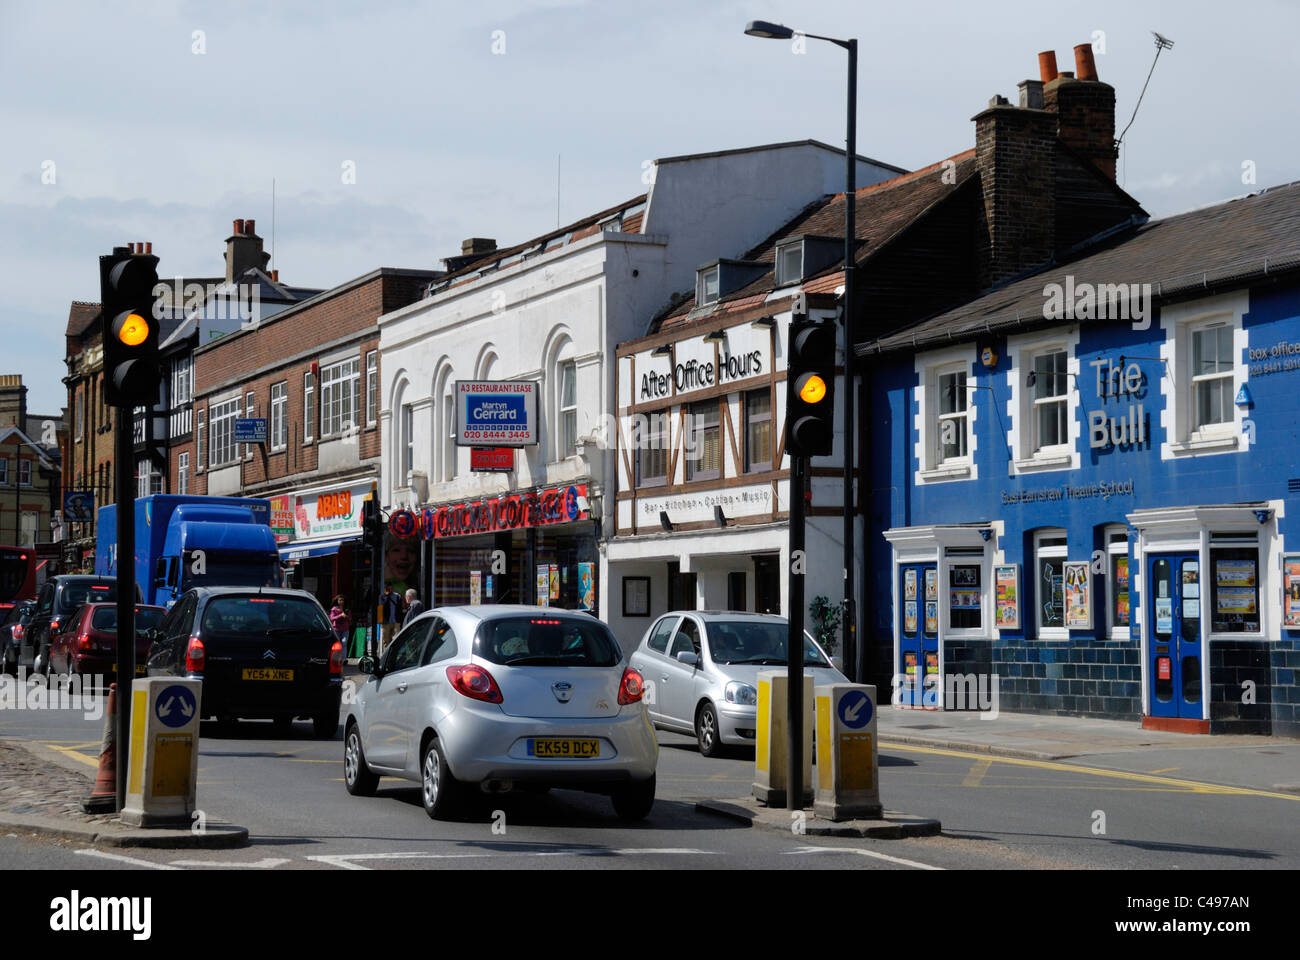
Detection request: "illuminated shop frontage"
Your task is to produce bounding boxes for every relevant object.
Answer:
[421,484,599,611]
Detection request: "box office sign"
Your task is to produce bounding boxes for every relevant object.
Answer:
[456,381,538,447]
[293,483,368,540]
[420,484,588,540]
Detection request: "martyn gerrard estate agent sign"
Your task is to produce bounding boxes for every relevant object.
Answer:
[456,380,538,447]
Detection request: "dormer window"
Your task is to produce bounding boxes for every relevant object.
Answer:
[698,266,720,305]
[776,241,804,287]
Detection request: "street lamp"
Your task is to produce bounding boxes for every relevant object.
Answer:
[745,20,859,681]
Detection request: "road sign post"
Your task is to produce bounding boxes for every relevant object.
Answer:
[814,683,882,821]
[120,678,203,828]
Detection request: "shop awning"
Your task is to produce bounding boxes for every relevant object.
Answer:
[279,538,354,562]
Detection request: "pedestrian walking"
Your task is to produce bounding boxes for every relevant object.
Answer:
[329,596,351,656]
[380,583,403,654]
[403,589,425,627]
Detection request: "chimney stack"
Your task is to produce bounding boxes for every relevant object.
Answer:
[1043,45,1117,180]
[1038,50,1058,83]
[462,237,497,256]
[225,216,270,283]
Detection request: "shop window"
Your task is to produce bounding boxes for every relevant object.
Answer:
[685,401,720,483]
[1209,538,1260,633]
[1105,526,1131,639]
[947,553,983,631]
[1035,530,1068,639]
[636,412,668,487]
[744,389,772,473]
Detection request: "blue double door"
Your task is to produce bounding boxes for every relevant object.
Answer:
[898,563,939,708]
[1146,553,1204,720]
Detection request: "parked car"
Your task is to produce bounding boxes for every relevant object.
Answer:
[1,599,37,675]
[26,576,136,677]
[50,602,167,681]
[343,605,658,821]
[628,610,847,757]
[145,587,344,738]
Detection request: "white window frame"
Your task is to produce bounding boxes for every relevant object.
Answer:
[559,361,577,459]
[697,266,720,305]
[1029,348,1071,454]
[442,393,456,482]
[244,391,256,460]
[303,371,316,444]
[366,350,378,427]
[75,391,84,442]
[914,347,978,484]
[196,409,205,471]
[177,452,189,495]
[402,403,414,478]
[270,382,287,451]
[320,358,360,439]
[775,241,803,287]
[19,511,37,548]
[171,355,192,407]
[636,410,669,487]
[1007,330,1081,475]
[1034,528,1069,641]
[209,398,239,468]
[1160,290,1249,460]
[943,545,991,640]
[1189,323,1236,436]
[1104,524,1131,641]
[18,459,31,486]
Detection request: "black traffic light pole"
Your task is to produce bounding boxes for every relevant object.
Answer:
[787,452,806,812]
[114,406,134,810]
[100,244,161,811]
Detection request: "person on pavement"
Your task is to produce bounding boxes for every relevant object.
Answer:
[403,589,425,627]
[380,583,403,654]
[329,596,351,655]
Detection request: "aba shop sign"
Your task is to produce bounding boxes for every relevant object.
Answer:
[421,484,588,540]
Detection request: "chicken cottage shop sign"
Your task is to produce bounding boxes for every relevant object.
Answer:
[420,484,588,540]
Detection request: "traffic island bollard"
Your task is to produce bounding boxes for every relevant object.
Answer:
[752,670,813,807]
[814,683,882,821]
[120,678,202,828]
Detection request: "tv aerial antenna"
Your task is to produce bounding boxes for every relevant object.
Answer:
[1117,31,1175,148]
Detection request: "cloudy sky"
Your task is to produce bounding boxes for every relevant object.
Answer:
[3,0,1297,414]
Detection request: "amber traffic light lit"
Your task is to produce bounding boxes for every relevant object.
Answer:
[798,373,827,404]
[116,312,149,346]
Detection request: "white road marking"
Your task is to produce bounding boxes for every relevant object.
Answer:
[169,857,291,868]
[306,847,719,870]
[786,846,944,870]
[74,849,181,870]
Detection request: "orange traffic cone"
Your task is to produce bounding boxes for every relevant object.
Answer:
[81,682,117,813]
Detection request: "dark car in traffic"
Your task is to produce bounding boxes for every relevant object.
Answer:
[1,599,36,675]
[146,587,344,738]
[50,602,167,681]
[26,576,138,677]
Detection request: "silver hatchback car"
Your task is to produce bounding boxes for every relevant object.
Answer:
[343,606,659,820]
[629,611,847,757]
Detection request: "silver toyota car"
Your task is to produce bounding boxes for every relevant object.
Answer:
[628,611,847,757]
[343,605,658,820]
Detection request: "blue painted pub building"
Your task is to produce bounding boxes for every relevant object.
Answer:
[861,182,1300,736]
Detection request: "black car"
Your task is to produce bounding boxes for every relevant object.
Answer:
[1,599,36,675]
[146,587,344,738]
[26,576,137,677]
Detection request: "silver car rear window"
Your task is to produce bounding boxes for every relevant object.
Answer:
[476,616,620,667]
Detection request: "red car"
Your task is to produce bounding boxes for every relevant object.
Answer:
[51,603,167,680]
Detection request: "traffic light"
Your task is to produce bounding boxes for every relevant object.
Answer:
[99,246,162,407]
[785,318,837,457]
[361,494,381,550]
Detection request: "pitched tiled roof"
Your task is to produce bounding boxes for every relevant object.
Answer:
[656,151,976,330]
[66,301,100,338]
[867,180,1300,355]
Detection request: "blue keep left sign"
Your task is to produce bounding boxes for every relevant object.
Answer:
[838,689,873,729]
[156,685,198,729]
